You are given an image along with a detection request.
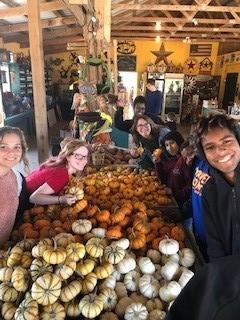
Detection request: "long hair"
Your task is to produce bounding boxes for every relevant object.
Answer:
[42,139,89,168]
[131,115,161,146]
[0,126,29,171]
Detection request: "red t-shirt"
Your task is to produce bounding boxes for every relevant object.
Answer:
[26,166,69,194]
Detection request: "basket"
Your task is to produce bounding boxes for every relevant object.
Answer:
[91,151,105,166]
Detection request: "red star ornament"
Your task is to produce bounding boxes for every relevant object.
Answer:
[151,42,173,65]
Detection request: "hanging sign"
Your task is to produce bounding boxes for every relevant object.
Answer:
[117,41,136,55]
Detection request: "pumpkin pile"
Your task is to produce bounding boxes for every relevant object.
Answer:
[0,223,195,319]
[82,166,172,210]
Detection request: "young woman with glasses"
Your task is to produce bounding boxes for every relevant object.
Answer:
[26,139,89,206]
[0,126,29,245]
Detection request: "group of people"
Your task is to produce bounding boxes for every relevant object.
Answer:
[2,85,240,318]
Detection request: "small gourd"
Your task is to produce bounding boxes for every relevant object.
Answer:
[159,281,181,302]
[41,301,65,320]
[0,282,18,302]
[112,238,130,250]
[115,282,128,299]
[95,262,114,280]
[60,280,82,303]
[124,270,140,292]
[92,228,106,238]
[117,256,136,274]
[81,272,98,294]
[138,257,155,274]
[79,293,104,319]
[64,300,81,317]
[31,273,62,305]
[100,312,118,320]
[30,258,53,282]
[76,259,95,276]
[55,257,76,281]
[85,238,104,258]
[129,292,147,305]
[7,246,23,267]
[42,240,67,265]
[179,248,195,267]
[1,302,16,320]
[115,297,133,318]
[161,253,179,265]
[0,267,14,282]
[101,275,116,290]
[148,309,166,320]
[68,186,84,200]
[66,243,85,262]
[146,298,163,312]
[11,266,29,292]
[104,245,125,265]
[54,233,75,248]
[100,287,118,311]
[138,274,160,299]
[15,294,38,320]
[72,219,92,235]
[178,268,194,288]
[147,249,161,264]
[124,302,148,320]
[161,261,179,281]
[159,238,179,255]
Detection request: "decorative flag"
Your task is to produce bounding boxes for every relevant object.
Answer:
[190,44,212,57]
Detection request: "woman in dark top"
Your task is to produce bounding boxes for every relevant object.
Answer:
[130,115,170,169]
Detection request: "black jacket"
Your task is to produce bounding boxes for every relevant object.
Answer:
[202,165,240,261]
[114,107,164,133]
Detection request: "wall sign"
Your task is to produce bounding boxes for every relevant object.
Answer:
[117,41,136,54]
[117,55,136,71]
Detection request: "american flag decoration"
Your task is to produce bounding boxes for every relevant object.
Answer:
[190,44,212,57]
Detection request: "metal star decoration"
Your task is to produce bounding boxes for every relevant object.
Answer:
[151,42,173,65]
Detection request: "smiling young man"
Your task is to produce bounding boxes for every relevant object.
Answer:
[197,114,240,261]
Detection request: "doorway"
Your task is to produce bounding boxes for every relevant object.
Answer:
[222,73,238,109]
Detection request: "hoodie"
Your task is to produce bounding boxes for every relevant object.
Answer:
[196,125,240,261]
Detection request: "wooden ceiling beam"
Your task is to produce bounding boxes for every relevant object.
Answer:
[43,27,82,40]
[112,17,233,24]
[61,0,86,27]
[111,25,240,33]
[0,16,77,34]
[112,36,236,43]
[21,35,85,48]
[0,1,66,19]
[112,4,240,13]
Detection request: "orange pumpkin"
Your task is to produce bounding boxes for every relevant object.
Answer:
[86,205,99,218]
[133,221,151,234]
[106,226,122,239]
[111,209,125,224]
[51,220,62,229]
[19,223,33,235]
[170,226,185,241]
[34,219,51,231]
[130,231,146,250]
[96,210,110,223]
[119,216,131,228]
[151,236,164,250]
[159,226,171,237]
[31,206,45,215]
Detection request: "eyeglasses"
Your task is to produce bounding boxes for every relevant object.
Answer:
[137,123,150,129]
[72,153,88,161]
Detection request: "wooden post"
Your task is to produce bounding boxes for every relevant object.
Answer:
[27,0,49,163]
[113,39,118,95]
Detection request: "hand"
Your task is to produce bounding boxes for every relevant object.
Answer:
[60,194,77,206]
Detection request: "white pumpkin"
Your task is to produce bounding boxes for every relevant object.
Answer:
[161,261,179,281]
[124,270,141,292]
[178,268,194,288]
[112,238,130,250]
[124,303,148,320]
[72,219,92,235]
[159,238,179,255]
[117,256,136,274]
[139,274,160,299]
[115,297,133,317]
[138,257,155,274]
[148,309,166,320]
[159,281,181,302]
[112,269,122,281]
[104,245,125,265]
[115,282,128,299]
[100,275,116,290]
[147,249,161,264]
[161,253,180,265]
[92,228,106,238]
[100,287,118,311]
[146,298,163,312]
[179,248,195,267]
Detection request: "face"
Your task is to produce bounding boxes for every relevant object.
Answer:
[0,133,22,170]
[67,146,88,173]
[136,118,151,138]
[146,83,154,92]
[201,127,240,181]
[134,104,145,116]
[165,139,179,156]
[181,145,195,166]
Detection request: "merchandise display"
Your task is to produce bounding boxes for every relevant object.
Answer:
[0,166,198,319]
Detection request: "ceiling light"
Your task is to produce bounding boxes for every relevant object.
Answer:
[178,26,183,30]
[213,27,219,32]
[192,18,198,25]
[229,19,235,24]
[201,33,207,37]
[155,35,161,42]
[171,32,175,36]
[155,22,161,31]
[91,15,97,23]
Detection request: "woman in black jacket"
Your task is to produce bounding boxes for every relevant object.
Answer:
[196,114,240,261]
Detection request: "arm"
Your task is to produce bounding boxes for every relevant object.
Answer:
[202,185,226,261]
[114,107,132,133]
[29,183,76,206]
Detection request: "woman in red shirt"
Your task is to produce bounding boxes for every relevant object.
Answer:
[26,139,89,206]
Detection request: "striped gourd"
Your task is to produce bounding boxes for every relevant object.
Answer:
[31,273,61,306]
[40,301,65,320]
[59,280,82,303]
[30,259,53,281]
[15,294,38,320]
[0,282,18,302]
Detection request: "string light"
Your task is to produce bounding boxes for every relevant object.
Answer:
[155,22,161,31]
[155,35,161,42]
